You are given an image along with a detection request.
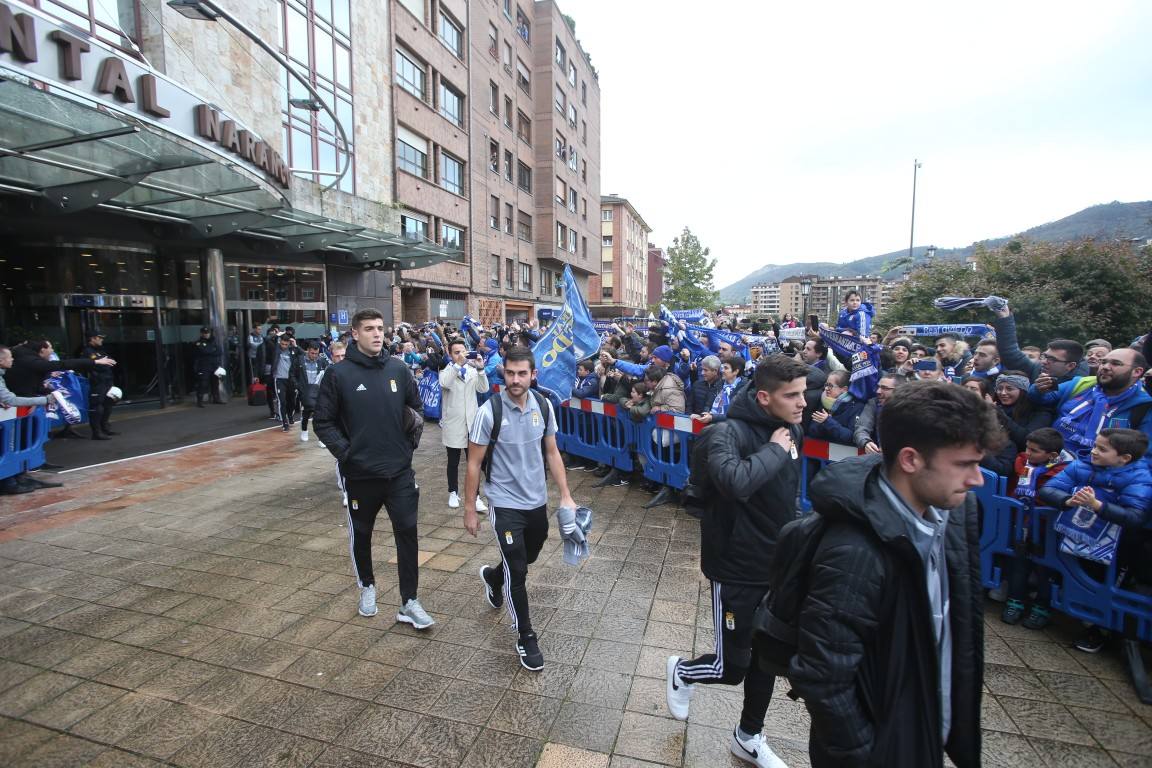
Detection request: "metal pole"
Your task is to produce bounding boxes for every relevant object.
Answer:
[908,159,921,263]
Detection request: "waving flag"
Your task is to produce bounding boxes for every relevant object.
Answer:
[533,266,601,395]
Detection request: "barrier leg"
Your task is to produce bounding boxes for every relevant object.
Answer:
[1123,640,1152,705]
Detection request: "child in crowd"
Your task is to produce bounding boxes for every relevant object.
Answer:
[1038,428,1152,652]
[836,289,874,337]
[1001,428,1074,628]
[566,359,600,471]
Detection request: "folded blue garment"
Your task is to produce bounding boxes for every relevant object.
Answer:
[557,505,593,566]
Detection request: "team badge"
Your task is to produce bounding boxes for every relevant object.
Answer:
[725,611,736,631]
[505,531,514,545]
[390,379,397,393]
[531,411,540,427]
[351,500,359,510]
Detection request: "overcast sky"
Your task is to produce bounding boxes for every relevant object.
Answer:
[557,0,1152,288]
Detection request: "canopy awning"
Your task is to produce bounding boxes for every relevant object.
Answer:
[0,72,461,270]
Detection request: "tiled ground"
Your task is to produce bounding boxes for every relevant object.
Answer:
[1,424,1151,767]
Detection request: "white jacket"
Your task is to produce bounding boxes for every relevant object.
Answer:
[438,362,488,449]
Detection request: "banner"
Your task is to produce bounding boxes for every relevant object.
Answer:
[417,368,441,420]
[43,371,88,425]
[533,266,601,396]
[671,308,711,324]
[593,320,615,333]
[819,328,883,401]
[778,327,808,342]
[898,324,995,338]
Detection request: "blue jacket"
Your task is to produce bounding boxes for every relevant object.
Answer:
[1029,376,1152,466]
[836,303,874,337]
[806,396,865,446]
[613,357,651,378]
[572,374,599,400]
[1038,459,1152,528]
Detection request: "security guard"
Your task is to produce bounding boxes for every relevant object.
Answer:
[82,331,118,439]
[192,327,224,407]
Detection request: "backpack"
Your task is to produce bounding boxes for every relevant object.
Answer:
[481,388,552,482]
[683,418,755,518]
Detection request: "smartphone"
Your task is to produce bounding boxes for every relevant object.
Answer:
[466,351,481,360]
[807,314,820,332]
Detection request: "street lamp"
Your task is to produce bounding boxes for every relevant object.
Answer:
[908,158,922,263]
[166,0,349,192]
[926,244,937,261]
[800,278,812,325]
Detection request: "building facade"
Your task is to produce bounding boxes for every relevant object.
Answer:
[751,274,901,325]
[646,243,666,308]
[588,195,650,317]
[0,0,456,404]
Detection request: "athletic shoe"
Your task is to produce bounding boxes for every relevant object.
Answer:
[318,441,326,449]
[564,458,585,471]
[1023,605,1050,630]
[282,424,290,432]
[730,727,788,768]
[300,431,309,442]
[516,631,544,671]
[665,656,695,720]
[476,496,488,512]
[988,581,1008,602]
[269,415,280,421]
[1001,599,1025,625]
[397,598,435,629]
[479,565,503,609]
[448,491,461,509]
[358,585,377,617]
[1074,626,1105,653]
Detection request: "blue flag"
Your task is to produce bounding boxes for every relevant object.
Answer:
[533,266,601,396]
[418,368,442,420]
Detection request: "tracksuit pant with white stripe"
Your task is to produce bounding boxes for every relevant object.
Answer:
[344,468,420,603]
[274,378,296,427]
[481,504,548,635]
[675,580,776,735]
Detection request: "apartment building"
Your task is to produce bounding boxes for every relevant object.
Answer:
[752,274,901,324]
[588,195,651,317]
[647,244,668,307]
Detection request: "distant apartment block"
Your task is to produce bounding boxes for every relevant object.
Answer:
[589,195,651,317]
[647,244,668,308]
[751,274,902,325]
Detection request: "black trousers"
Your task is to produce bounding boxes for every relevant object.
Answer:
[677,580,776,735]
[88,393,114,435]
[483,505,548,635]
[344,468,420,603]
[194,372,221,404]
[446,446,462,494]
[300,407,314,432]
[274,378,296,426]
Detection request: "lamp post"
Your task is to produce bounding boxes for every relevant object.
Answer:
[908,158,922,263]
[167,0,349,192]
[800,277,812,326]
[926,244,937,261]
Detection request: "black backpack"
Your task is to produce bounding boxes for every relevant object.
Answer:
[683,418,755,518]
[481,388,552,481]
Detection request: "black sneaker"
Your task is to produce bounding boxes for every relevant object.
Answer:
[1074,626,1106,654]
[516,632,544,671]
[479,565,503,609]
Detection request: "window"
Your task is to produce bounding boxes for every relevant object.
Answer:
[555,40,566,68]
[488,23,498,58]
[541,268,553,295]
[489,81,499,115]
[603,235,614,247]
[503,150,513,181]
[568,229,578,253]
[397,127,428,177]
[516,59,531,93]
[441,152,464,195]
[582,120,587,143]
[556,222,567,248]
[503,0,511,16]
[505,258,514,289]
[517,161,532,193]
[555,84,566,115]
[441,223,464,252]
[439,12,462,57]
[491,255,501,286]
[439,80,463,126]
[568,61,577,87]
[504,96,513,128]
[582,159,587,182]
[489,140,499,172]
[401,212,428,241]
[581,197,587,220]
[517,111,531,143]
[582,236,588,258]
[581,80,587,105]
[504,203,513,234]
[515,7,530,43]
[555,176,567,205]
[503,41,512,72]
[398,0,423,21]
[489,195,500,228]
[555,133,566,159]
[520,263,532,291]
[568,188,578,213]
[602,288,614,300]
[517,210,532,241]
[568,147,578,173]
[567,103,577,128]
[602,209,613,222]
[395,48,425,100]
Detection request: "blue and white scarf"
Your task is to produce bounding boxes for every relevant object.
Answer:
[1054,381,1145,460]
[899,323,996,339]
[932,295,1008,313]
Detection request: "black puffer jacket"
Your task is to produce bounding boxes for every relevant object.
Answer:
[313,345,423,480]
[789,454,983,768]
[699,385,803,585]
[5,345,96,397]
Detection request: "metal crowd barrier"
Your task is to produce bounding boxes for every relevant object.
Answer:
[798,439,865,511]
[560,398,636,473]
[0,407,49,480]
[636,411,702,489]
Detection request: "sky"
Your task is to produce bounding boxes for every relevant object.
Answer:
[556,0,1152,288]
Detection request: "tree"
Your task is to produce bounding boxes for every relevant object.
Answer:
[663,227,720,310]
[877,238,1152,346]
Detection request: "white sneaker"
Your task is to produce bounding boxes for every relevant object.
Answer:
[397,598,435,629]
[665,656,695,720]
[448,491,460,509]
[318,440,325,449]
[357,585,377,617]
[730,728,788,768]
[475,496,488,512]
[300,430,309,442]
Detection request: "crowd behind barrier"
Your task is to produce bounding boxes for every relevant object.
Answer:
[554,399,1152,702]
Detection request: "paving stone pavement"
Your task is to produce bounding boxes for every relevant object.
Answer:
[2,424,1151,767]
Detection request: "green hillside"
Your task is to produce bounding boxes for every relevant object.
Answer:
[719,201,1152,303]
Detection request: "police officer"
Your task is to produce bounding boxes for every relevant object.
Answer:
[82,331,117,439]
[192,327,224,408]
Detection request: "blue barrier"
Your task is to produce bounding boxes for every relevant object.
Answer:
[635,412,700,490]
[0,407,49,480]
[558,398,635,472]
[799,439,865,511]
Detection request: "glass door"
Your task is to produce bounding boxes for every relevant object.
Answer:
[64,307,161,404]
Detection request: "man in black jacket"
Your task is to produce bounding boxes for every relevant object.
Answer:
[313,308,433,630]
[790,381,1000,768]
[81,332,117,439]
[666,355,808,768]
[191,327,224,407]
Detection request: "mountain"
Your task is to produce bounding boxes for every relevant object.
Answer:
[719,201,1152,303]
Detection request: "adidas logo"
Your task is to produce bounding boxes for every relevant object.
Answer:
[356,384,367,391]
